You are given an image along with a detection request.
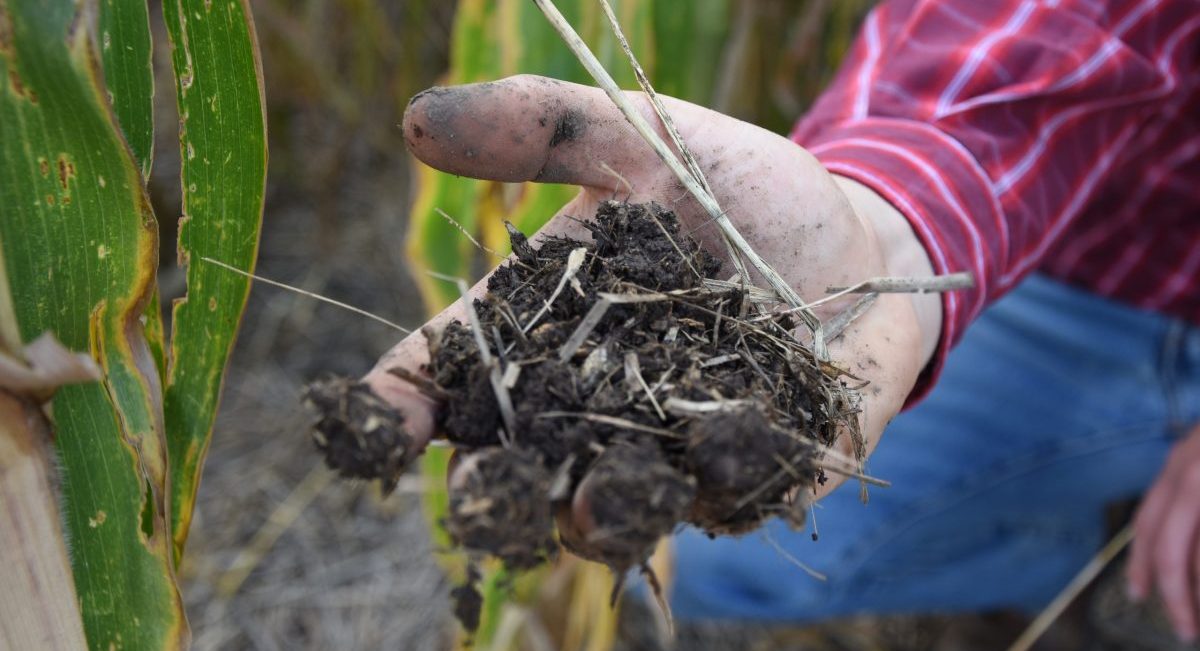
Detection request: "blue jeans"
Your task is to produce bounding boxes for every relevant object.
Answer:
[671,273,1200,621]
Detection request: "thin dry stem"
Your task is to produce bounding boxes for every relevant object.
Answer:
[386,366,453,400]
[661,397,753,414]
[825,292,878,341]
[597,0,751,286]
[435,208,505,262]
[827,272,975,294]
[761,529,827,581]
[201,256,411,334]
[640,563,676,639]
[218,462,335,597]
[1007,525,1134,651]
[559,297,612,361]
[535,411,684,439]
[523,247,587,334]
[597,161,634,197]
[624,352,666,422]
[531,0,805,310]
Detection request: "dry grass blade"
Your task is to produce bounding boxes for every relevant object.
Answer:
[559,297,612,361]
[761,529,828,581]
[640,563,676,639]
[523,247,587,333]
[386,366,453,401]
[827,272,975,294]
[699,353,741,369]
[217,462,335,598]
[535,411,685,439]
[435,208,504,262]
[702,278,776,303]
[597,0,750,285]
[824,292,878,341]
[662,397,753,414]
[646,208,704,281]
[530,0,805,310]
[812,458,891,488]
[624,352,666,422]
[1007,525,1134,651]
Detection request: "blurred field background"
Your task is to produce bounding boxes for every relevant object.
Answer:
[150,1,1151,649]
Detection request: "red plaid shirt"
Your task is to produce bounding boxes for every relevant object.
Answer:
[792,0,1200,396]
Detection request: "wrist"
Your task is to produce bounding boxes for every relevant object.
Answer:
[830,174,942,368]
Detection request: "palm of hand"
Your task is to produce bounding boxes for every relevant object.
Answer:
[367,75,931,501]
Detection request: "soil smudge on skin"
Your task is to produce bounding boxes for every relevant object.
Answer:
[548,108,585,147]
[410,85,463,135]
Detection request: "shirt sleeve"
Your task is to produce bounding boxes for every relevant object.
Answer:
[791,0,1198,402]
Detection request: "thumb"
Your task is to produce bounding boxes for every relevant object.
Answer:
[402,74,695,188]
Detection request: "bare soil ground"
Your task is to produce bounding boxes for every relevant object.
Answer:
[173,109,454,650]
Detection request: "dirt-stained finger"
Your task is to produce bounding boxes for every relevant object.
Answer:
[1154,488,1200,641]
[402,74,690,188]
[1128,476,1172,599]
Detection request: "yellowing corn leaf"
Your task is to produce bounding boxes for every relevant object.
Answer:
[160,0,267,561]
[98,0,169,383]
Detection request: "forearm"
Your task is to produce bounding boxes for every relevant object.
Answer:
[795,0,1194,397]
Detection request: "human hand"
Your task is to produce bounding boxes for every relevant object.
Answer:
[364,74,940,511]
[1127,427,1200,642]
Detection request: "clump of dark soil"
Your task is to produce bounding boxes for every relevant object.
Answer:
[303,376,411,495]
[308,201,861,632]
[561,441,695,574]
[445,446,558,570]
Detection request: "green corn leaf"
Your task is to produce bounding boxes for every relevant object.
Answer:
[652,0,730,104]
[160,0,267,560]
[98,0,153,177]
[0,1,187,648]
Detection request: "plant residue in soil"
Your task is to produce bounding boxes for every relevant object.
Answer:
[308,200,863,632]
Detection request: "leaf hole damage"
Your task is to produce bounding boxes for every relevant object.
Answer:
[139,478,156,539]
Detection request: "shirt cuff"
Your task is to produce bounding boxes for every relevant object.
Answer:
[792,117,1001,405]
